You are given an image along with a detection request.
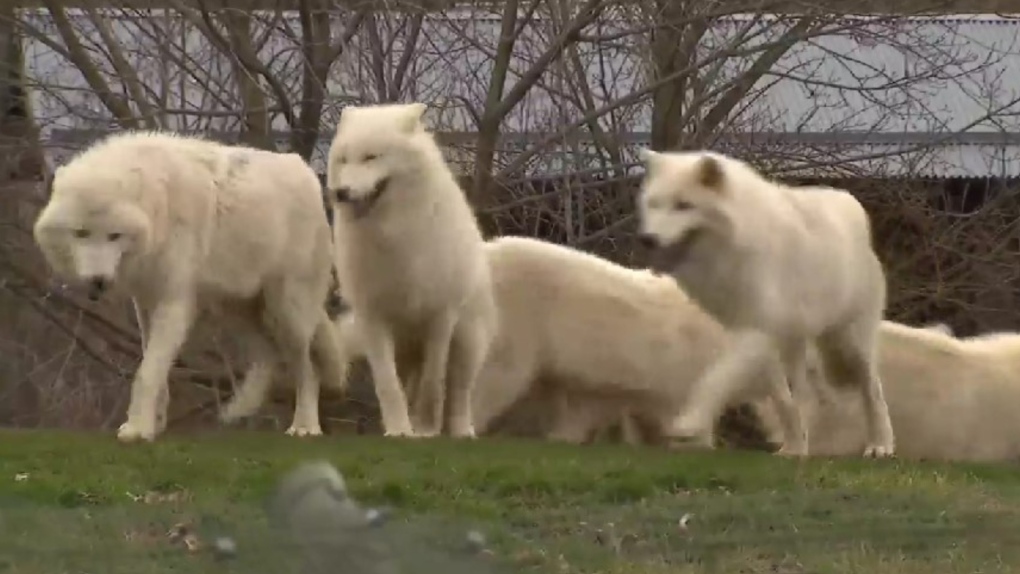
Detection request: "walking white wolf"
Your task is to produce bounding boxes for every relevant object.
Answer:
[635,149,895,458]
[33,131,347,442]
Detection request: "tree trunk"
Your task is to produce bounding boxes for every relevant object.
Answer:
[0,7,46,184]
[648,1,704,151]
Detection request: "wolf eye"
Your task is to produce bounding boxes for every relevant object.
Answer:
[673,200,694,211]
[107,232,122,241]
[72,229,90,239]
[363,154,378,162]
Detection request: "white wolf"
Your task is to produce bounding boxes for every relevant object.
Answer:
[325,102,496,438]
[33,131,347,442]
[753,321,1020,462]
[635,150,895,458]
[466,236,800,446]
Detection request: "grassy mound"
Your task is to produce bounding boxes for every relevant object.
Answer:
[1,429,1019,573]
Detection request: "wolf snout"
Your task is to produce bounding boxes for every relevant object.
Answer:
[636,233,660,249]
[86,276,112,301]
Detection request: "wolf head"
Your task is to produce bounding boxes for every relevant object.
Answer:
[33,166,152,301]
[635,149,744,272]
[326,102,432,219]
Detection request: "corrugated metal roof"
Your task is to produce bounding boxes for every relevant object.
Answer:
[21,11,1020,178]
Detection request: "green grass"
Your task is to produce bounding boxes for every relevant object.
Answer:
[1,429,1020,573]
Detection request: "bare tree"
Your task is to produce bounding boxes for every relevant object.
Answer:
[409,2,1019,248]
[18,2,366,159]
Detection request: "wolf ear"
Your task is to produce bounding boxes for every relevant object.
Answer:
[639,148,666,175]
[336,106,354,132]
[696,155,725,191]
[398,103,428,133]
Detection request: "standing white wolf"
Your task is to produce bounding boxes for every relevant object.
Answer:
[636,150,895,458]
[33,131,347,442]
[325,102,496,438]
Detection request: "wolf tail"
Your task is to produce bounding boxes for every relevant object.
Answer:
[311,308,353,393]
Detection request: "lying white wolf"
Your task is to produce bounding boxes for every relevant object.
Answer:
[466,236,795,445]
[33,131,347,442]
[753,321,1020,463]
[636,150,895,458]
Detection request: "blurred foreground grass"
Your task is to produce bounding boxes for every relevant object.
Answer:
[0,429,1019,573]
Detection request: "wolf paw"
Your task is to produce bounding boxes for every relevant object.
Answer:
[285,424,323,438]
[449,420,477,439]
[863,443,895,458]
[665,414,709,441]
[775,444,808,458]
[775,432,809,457]
[283,426,322,440]
[382,417,416,438]
[383,427,420,439]
[117,418,158,443]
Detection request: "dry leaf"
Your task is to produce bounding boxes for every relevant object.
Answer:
[167,522,191,544]
[75,491,100,505]
[511,548,547,567]
[132,489,192,505]
[123,527,164,546]
[183,534,202,552]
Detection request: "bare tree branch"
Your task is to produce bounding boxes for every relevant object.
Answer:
[221,10,273,148]
[181,0,297,127]
[471,0,605,205]
[83,8,160,129]
[40,2,140,127]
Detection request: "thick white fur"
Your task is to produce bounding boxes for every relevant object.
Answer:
[288,236,789,447]
[33,131,347,442]
[754,321,1020,462]
[325,103,496,438]
[923,322,953,336]
[470,236,793,444]
[637,150,894,458]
